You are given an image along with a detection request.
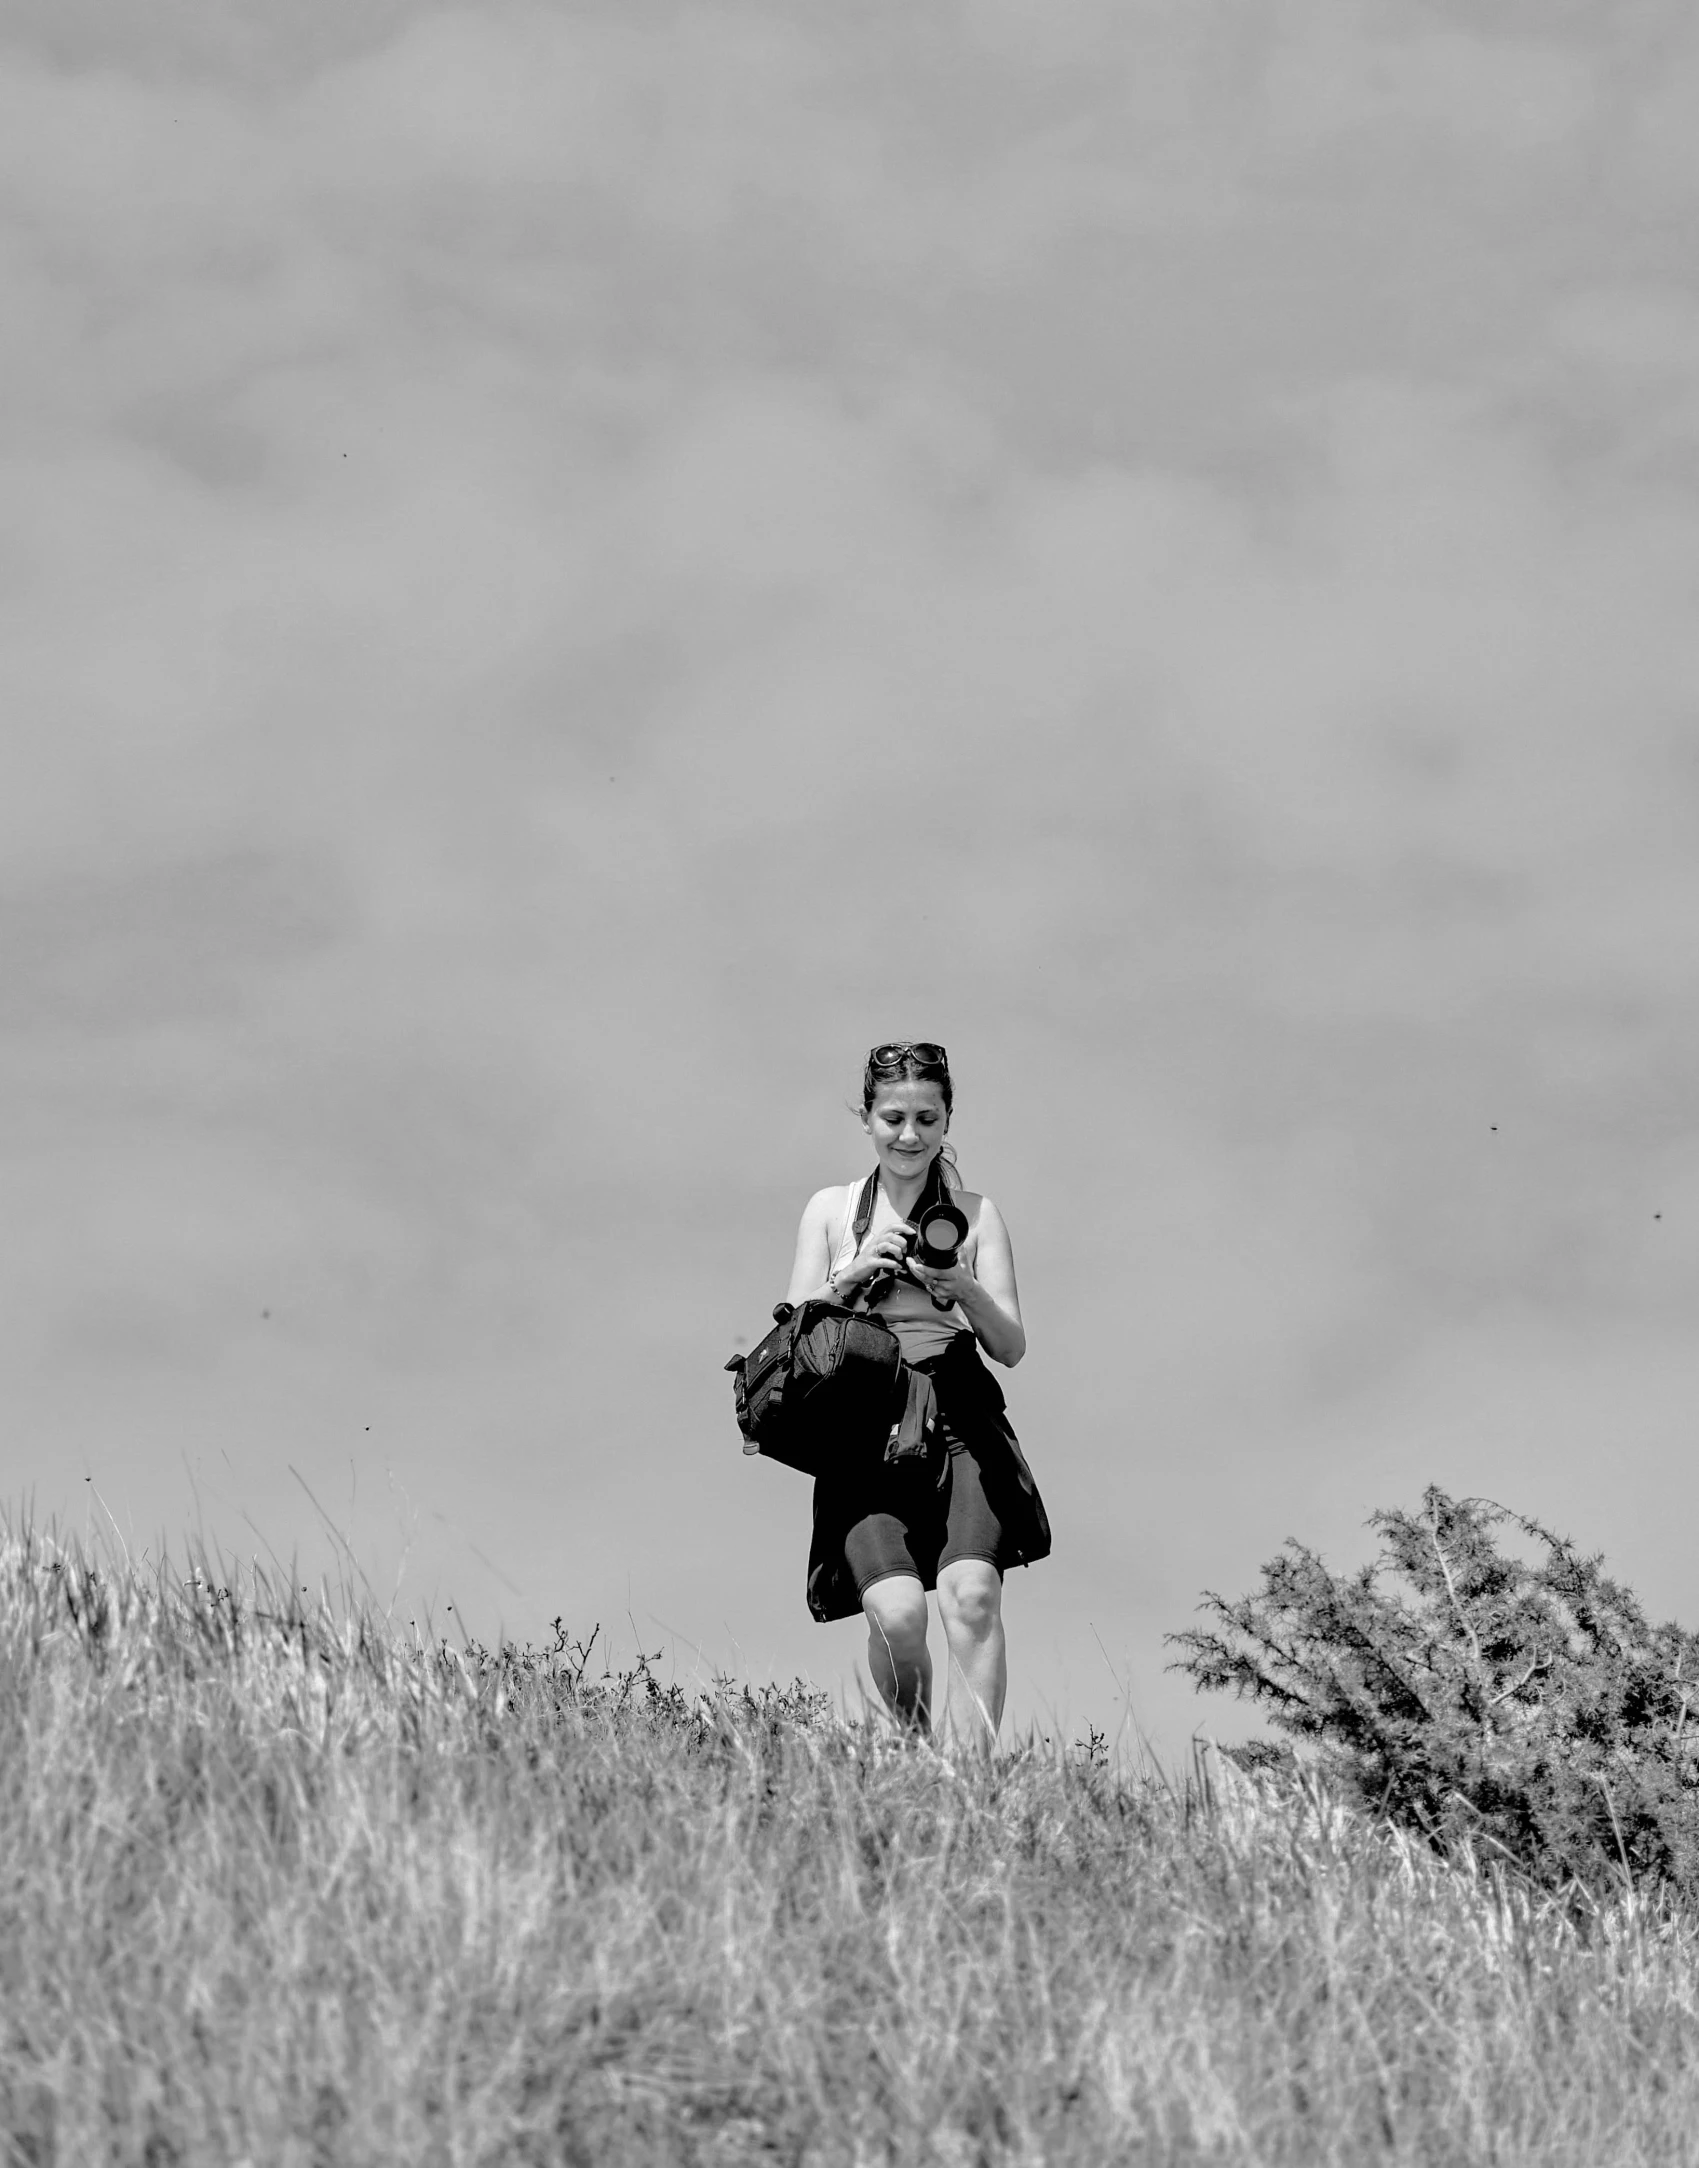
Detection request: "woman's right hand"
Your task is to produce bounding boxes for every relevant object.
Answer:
[839,1225,915,1293]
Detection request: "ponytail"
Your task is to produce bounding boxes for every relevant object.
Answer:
[918,1148,959,1215]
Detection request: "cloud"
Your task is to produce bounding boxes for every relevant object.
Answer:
[1260,15,1596,154]
[3,1,1698,1742]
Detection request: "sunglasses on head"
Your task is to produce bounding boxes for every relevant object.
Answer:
[868,1041,948,1067]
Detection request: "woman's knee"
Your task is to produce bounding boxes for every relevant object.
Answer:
[937,1561,1002,1640]
[862,1576,929,1660]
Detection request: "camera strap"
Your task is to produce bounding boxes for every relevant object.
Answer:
[849,1160,947,1254]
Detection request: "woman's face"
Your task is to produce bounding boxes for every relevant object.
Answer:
[861,1077,950,1181]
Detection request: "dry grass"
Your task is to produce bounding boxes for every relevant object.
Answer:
[5,1520,1699,2167]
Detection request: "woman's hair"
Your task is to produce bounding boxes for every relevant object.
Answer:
[862,1040,959,1192]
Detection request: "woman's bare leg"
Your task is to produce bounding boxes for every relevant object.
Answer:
[861,1574,931,1733]
[935,1560,1005,1751]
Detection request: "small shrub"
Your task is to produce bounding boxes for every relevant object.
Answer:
[1169,1485,1699,1903]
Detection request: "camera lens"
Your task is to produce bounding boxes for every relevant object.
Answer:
[916,1202,969,1259]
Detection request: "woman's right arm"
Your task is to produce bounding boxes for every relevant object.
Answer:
[786,1186,913,1307]
[785,1187,845,1307]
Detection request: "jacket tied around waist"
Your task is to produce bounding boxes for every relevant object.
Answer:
[804,1332,1051,1624]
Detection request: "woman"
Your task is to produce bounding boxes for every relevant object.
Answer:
[785,1041,1050,1748]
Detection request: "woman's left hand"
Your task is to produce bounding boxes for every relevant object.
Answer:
[909,1256,977,1309]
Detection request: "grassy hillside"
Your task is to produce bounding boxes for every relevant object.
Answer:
[5,1525,1699,2166]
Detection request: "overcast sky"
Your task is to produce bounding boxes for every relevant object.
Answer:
[4,0,1698,1748]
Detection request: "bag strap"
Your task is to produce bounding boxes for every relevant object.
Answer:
[884,1363,941,1472]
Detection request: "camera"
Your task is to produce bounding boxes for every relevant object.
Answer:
[863,1199,971,1312]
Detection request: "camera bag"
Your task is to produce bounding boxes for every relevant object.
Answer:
[726,1298,902,1477]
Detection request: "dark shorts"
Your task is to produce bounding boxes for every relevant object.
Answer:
[842,1444,1007,1602]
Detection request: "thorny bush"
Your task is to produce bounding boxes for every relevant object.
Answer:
[1169,1485,1699,1904]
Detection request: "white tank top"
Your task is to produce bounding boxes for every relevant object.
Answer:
[831,1173,976,1364]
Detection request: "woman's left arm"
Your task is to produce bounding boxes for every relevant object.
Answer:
[913,1196,1026,1367]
